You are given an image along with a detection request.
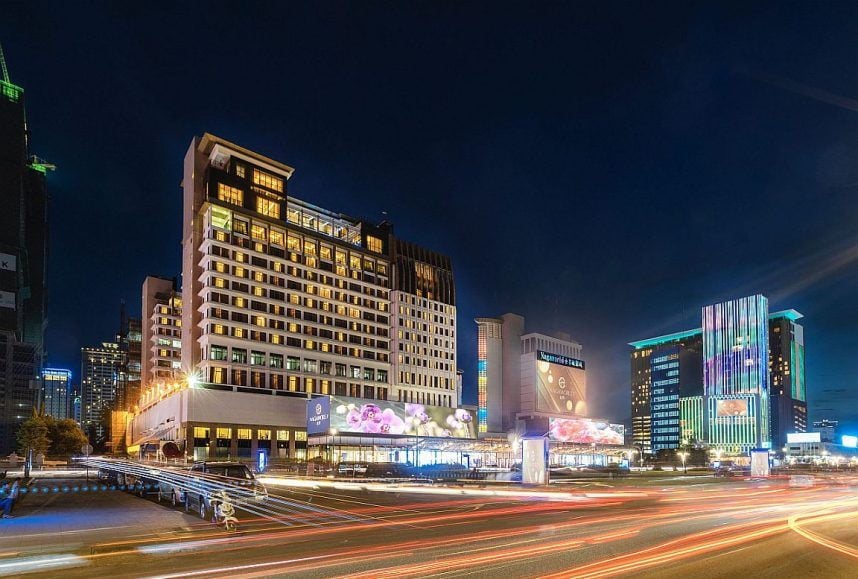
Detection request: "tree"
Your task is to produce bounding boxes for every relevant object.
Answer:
[46,417,89,457]
[16,407,50,456]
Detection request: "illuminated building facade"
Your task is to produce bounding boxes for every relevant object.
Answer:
[629,330,703,454]
[474,314,584,436]
[0,45,49,453]
[116,304,142,412]
[141,276,183,392]
[390,239,458,408]
[129,134,456,460]
[631,295,802,455]
[768,310,807,449]
[703,295,770,453]
[42,367,72,420]
[81,342,124,446]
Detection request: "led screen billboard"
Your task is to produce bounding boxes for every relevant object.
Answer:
[536,351,586,416]
[548,417,625,445]
[522,437,548,485]
[786,432,820,444]
[716,398,749,417]
[842,435,858,448]
[326,396,476,439]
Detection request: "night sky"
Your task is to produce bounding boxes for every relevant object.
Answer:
[5,2,858,429]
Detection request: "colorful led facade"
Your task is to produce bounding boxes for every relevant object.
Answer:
[477,324,488,433]
[679,396,704,443]
[703,295,770,451]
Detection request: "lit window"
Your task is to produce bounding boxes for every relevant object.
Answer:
[320,246,332,261]
[211,206,232,230]
[217,183,243,206]
[213,277,226,288]
[251,224,267,241]
[270,230,284,246]
[235,252,247,263]
[235,163,245,178]
[252,169,284,193]
[349,254,361,270]
[335,250,346,265]
[295,431,307,442]
[216,428,232,439]
[304,240,317,256]
[233,220,249,235]
[213,324,226,335]
[256,196,280,219]
[258,429,271,440]
[235,266,246,278]
[286,208,300,224]
[287,235,301,252]
[277,430,290,441]
[366,235,383,253]
[194,427,210,439]
[254,316,266,327]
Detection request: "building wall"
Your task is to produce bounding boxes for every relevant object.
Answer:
[43,367,71,420]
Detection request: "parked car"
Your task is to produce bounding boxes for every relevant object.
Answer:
[182,462,268,520]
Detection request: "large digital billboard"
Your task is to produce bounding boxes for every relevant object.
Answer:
[716,398,750,417]
[522,437,549,485]
[536,350,586,416]
[548,417,625,445]
[786,432,820,444]
[320,396,476,439]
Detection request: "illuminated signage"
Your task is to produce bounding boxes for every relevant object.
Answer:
[549,417,624,445]
[327,396,476,439]
[841,435,857,448]
[716,398,750,417]
[537,350,584,369]
[306,396,331,435]
[786,432,820,444]
[536,356,586,416]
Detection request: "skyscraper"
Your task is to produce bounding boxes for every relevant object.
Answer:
[141,276,182,392]
[629,329,703,455]
[631,295,802,456]
[0,44,50,453]
[42,368,72,420]
[703,295,770,453]
[81,342,124,447]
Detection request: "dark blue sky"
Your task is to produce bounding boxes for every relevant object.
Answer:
[5,2,858,427]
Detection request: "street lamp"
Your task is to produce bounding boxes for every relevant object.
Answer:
[677,451,689,474]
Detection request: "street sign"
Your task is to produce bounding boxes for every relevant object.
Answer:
[82,444,93,456]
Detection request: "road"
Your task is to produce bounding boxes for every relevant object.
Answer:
[1,472,858,577]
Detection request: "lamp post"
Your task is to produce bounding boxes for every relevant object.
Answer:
[678,451,689,474]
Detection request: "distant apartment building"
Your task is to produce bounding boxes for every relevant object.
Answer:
[116,304,142,412]
[141,276,183,391]
[129,134,456,460]
[0,45,49,453]
[630,295,807,456]
[42,367,72,420]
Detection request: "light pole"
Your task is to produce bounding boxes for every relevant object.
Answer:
[678,451,689,474]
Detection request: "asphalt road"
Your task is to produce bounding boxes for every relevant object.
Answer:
[2,473,858,578]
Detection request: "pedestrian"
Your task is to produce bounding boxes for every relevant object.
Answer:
[0,480,17,519]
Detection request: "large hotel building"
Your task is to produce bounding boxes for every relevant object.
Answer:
[129,134,457,460]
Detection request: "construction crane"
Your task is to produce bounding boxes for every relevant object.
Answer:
[0,40,10,83]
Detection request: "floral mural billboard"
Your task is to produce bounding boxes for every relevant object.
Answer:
[320,396,476,439]
[548,417,625,445]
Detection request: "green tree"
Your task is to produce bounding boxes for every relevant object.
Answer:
[16,407,50,455]
[46,417,89,457]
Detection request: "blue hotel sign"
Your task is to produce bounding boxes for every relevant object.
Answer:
[537,350,585,370]
[307,396,331,435]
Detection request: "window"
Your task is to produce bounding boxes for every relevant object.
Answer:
[270,230,284,246]
[251,224,267,241]
[270,353,284,368]
[377,369,388,382]
[287,208,300,224]
[217,183,243,206]
[277,430,290,441]
[257,196,280,219]
[194,427,210,439]
[211,206,232,230]
[212,367,226,383]
[216,428,232,439]
[211,345,227,361]
[366,235,383,253]
[258,429,271,440]
[233,220,249,235]
[252,169,284,193]
[251,351,266,365]
[320,245,332,261]
[286,357,300,371]
[213,324,226,335]
[350,254,361,270]
[304,240,317,256]
[303,359,318,373]
[287,235,301,252]
[363,368,375,381]
[235,163,245,178]
[295,431,307,442]
[237,428,252,440]
[232,348,247,364]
